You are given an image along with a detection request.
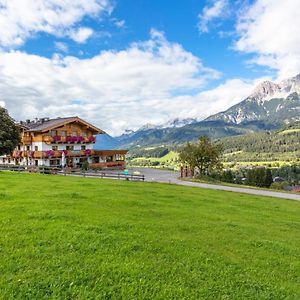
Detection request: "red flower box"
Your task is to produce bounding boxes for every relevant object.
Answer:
[84,149,92,156]
[45,150,54,157]
[53,135,61,142]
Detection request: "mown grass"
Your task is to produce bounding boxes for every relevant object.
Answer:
[0,171,300,299]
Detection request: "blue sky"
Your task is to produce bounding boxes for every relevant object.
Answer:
[0,0,299,135]
[23,0,266,85]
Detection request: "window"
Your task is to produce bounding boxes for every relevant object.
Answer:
[27,146,30,151]
[50,130,57,137]
[81,145,86,150]
[52,146,58,151]
[17,145,21,150]
[66,145,74,151]
[82,132,87,137]
[72,131,77,136]
[60,131,67,137]
[34,146,38,151]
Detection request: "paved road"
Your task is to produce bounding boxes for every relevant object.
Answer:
[128,167,300,202]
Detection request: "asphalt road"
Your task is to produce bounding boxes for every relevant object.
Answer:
[128,167,300,202]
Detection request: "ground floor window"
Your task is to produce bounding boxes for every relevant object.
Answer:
[106,156,113,162]
[92,156,99,163]
[50,159,60,166]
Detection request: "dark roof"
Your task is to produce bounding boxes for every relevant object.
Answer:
[19,117,104,134]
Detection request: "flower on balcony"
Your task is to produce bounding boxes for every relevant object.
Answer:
[45,150,55,157]
[73,136,79,143]
[14,150,21,157]
[77,136,84,142]
[62,150,69,156]
[28,151,34,157]
[53,135,61,142]
[84,149,92,156]
[88,136,96,143]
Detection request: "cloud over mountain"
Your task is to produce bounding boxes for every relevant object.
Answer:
[0,30,222,135]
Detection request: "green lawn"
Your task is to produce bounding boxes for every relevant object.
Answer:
[0,172,300,299]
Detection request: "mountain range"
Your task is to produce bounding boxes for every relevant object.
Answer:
[98,73,300,149]
[207,73,300,124]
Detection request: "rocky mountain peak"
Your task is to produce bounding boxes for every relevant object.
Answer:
[249,80,281,102]
[206,72,300,125]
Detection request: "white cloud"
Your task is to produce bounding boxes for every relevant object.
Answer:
[115,20,125,28]
[0,100,5,107]
[192,77,270,118]
[0,30,221,135]
[0,0,112,47]
[55,42,69,53]
[150,77,268,126]
[235,0,300,79]
[68,27,94,43]
[198,0,228,33]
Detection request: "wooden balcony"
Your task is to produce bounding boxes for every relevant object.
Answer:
[12,151,22,158]
[32,151,62,158]
[22,136,32,144]
[43,135,96,144]
[20,149,128,159]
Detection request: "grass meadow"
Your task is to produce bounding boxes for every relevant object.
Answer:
[0,171,300,299]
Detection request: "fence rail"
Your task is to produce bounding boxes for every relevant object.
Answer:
[0,164,145,181]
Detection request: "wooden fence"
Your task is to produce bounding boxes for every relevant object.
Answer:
[0,164,145,181]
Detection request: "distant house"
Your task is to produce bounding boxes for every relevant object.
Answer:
[273,176,285,183]
[0,116,127,169]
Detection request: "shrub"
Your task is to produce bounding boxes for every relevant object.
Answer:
[81,161,89,171]
[270,181,289,190]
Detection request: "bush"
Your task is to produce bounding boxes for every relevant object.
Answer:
[81,161,89,171]
[246,167,273,188]
[270,181,289,190]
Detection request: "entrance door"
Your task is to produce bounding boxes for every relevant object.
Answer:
[66,158,74,168]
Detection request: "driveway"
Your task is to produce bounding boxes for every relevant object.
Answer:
[128,167,300,202]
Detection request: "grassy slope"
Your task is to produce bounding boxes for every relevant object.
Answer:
[0,172,300,299]
[128,151,180,169]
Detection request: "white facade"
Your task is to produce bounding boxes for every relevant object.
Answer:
[0,142,95,167]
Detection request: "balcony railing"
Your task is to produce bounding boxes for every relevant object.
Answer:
[43,135,96,144]
[13,149,127,160]
[22,136,32,144]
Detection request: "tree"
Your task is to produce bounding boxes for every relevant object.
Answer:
[264,168,273,188]
[179,136,223,176]
[246,167,273,188]
[0,107,20,156]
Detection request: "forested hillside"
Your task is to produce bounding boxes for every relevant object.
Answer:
[128,122,300,169]
[220,123,300,163]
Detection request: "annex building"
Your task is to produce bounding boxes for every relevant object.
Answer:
[0,116,127,169]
